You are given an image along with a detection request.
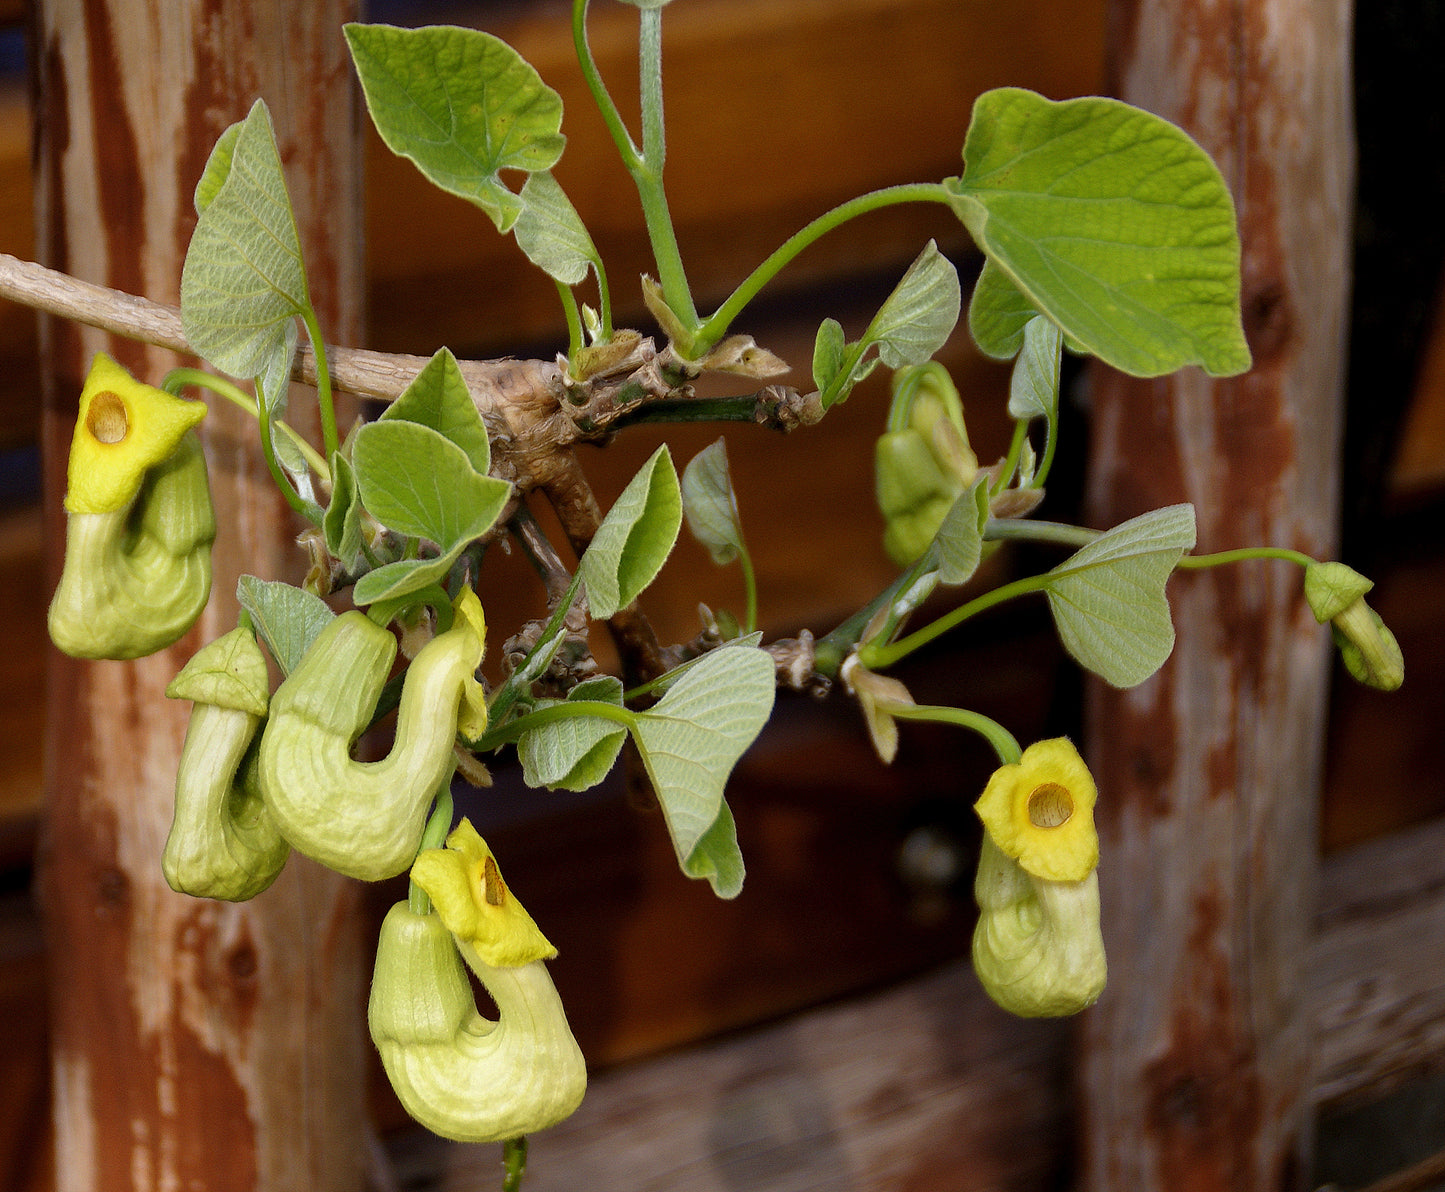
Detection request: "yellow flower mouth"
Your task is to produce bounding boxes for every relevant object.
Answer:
[974,737,1099,883]
[86,391,130,444]
[65,353,208,514]
[1027,782,1074,829]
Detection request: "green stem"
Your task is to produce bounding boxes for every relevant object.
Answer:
[1176,545,1316,570]
[556,280,584,361]
[984,518,1098,549]
[163,367,330,484]
[407,784,456,916]
[573,0,640,167]
[300,305,339,460]
[695,182,954,353]
[633,6,697,332]
[858,572,1047,671]
[883,701,1023,766]
[502,1137,528,1192]
[255,375,323,523]
[738,540,758,636]
[991,420,1031,496]
[484,571,586,729]
[812,550,940,679]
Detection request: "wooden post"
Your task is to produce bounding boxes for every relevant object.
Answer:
[32,2,366,1189]
[1077,2,1353,1190]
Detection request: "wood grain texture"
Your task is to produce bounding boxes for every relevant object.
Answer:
[31,2,368,1190]
[1078,2,1354,1190]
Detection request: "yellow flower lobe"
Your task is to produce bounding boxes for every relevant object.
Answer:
[974,737,1099,883]
[65,353,208,514]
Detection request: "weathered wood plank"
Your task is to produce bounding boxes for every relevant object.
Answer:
[32,2,368,1189]
[1078,1,1354,1188]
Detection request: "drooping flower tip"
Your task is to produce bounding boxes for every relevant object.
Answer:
[973,737,1099,883]
[65,353,208,514]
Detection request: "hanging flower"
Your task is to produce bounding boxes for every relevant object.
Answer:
[973,737,1098,883]
[65,352,208,514]
[1304,561,1404,691]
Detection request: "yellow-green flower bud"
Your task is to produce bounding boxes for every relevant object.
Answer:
[972,834,1106,1017]
[874,362,979,566]
[48,430,216,659]
[369,839,586,1143]
[162,627,288,901]
[257,591,488,881]
[1304,562,1403,691]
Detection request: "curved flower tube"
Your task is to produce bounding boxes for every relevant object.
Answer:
[163,627,288,901]
[972,834,1106,1017]
[971,736,1106,1016]
[1304,561,1404,691]
[257,592,488,881]
[371,823,585,1142]
[47,430,216,659]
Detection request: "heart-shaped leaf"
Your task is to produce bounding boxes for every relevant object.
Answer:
[631,645,775,898]
[345,23,566,233]
[579,445,681,619]
[946,88,1251,378]
[1043,504,1196,687]
[382,348,491,475]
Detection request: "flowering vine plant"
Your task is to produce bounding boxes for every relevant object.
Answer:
[36,0,1401,1184]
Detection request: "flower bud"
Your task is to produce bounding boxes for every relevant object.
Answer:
[1303,562,1403,690]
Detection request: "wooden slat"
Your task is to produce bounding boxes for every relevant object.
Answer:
[1077,1,1353,1188]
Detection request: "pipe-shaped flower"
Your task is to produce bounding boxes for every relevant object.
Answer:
[972,834,1106,1017]
[47,430,216,659]
[258,591,488,881]
[64,353,208,514]
[163,626,289,901]
[370,824,585,1142]
[972,737,1098,883]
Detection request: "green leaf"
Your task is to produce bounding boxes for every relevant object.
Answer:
[514,171,600,286]
[820,242,960,410]
[579,445,682,619]
[811,317,846,394]
[351,546,470,609]
[192,120,242,214]
[382,348,491,475]
[236,576,335,676]
[345,23,566,233]
[681,438,744,566]
[866,240,961,370]
[632,645,775,898]
[323,452,366,570]
[1042,504,1197,688]
[936,478,991,586]
[945,88,1251,378]
[518,677,628,792]
[181,100,310,383]
[1008,315,1063,425]
[968,256,1039,360]
[352,419,510,548]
